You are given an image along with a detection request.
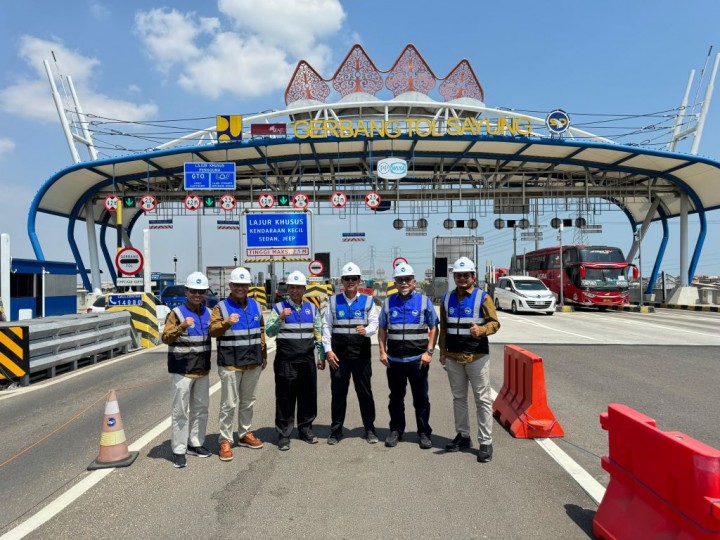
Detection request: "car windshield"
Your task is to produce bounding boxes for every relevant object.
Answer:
[581,268,629,289]
[514,280,548,292]
[162,286,186,297]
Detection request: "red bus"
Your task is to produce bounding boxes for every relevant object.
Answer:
[522,245,638,308]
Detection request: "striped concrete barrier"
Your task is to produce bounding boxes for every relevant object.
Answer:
[106,292,159,348]
[248,286,268,308]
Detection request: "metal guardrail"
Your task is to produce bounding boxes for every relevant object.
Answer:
[1,312,140,386]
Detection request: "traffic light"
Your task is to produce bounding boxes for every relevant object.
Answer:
[278,194,290,207]
[203,196,216,208]
[123,196,137,208]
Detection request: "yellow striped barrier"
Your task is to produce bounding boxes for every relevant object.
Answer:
[106,292,159,348]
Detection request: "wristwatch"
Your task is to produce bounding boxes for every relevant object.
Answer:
[426,347,435,354]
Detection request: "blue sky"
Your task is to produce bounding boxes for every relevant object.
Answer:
[1,0,719,283]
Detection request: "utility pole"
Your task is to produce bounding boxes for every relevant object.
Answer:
[558,224,564,306]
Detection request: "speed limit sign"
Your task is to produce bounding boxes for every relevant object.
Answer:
[184,193,201,211]
[139,194,157,213]
[330,191,347,209]
[104,194,119,212]
[258,193,275,209]
[365,191,382,210]
[219,194,237,212]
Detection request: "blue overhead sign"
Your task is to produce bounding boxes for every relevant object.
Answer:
[245,212,310,257]
[183,162,236,190]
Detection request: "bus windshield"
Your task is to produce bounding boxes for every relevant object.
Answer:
[579,248,625,263]
[580,267,629,289]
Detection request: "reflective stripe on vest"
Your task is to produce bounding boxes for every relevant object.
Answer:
[330,294,372,335]
[217,298,262,347]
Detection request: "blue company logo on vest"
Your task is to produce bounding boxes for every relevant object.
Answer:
[545,109,571,135]
[354,310,362,318]
[449,307,456,315]
[377,157,408,180]
[464,307,472,315]
[338,310,346,317]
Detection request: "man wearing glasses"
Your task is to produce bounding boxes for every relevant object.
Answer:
[322,262,379,445]
[439,257,500,463]
[378,264,438,449]
[162,271,213,468]
[266,270,326,451]
[209,267,267,462]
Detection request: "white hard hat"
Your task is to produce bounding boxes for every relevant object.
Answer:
[341,262,362,277]
[287,271,308,286]
[393,264,415,278]
[452,257,476,273]
[229,267,252,284]
[185,271,209,289]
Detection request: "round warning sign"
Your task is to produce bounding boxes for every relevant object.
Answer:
[115,247,144,276]
[330,191,347,209]
[104,194,120,212]
[258,193,275,209]
[184,194,201,211]
[292,192,310,210]
[139,194,157,213]
[308,259,324,276]
[392,256,408,269]
[219,194,237,212]
[365,192,382,210]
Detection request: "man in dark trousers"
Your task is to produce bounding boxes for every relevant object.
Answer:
[439,257,500,463]
[322,262,379,445]
[265,271,326,451]
[378,263,438,450]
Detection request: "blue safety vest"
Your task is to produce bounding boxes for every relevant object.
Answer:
[168,304,212,375]
[216,297,263,368]
[330,293,373,360]
[383,293,430,358]
[273,300,318,361]
[442,289,489,355]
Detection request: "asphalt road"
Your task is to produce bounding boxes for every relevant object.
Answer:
[1,307,718,539]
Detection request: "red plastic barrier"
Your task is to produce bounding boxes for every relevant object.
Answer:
[491,344,564,438]
[594,404,720,540]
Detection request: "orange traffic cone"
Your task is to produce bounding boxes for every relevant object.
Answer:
[87,389,139,470]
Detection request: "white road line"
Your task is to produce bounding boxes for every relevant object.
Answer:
[509,316,600,341]
[489,388,606,506]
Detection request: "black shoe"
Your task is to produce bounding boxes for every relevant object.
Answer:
[365,430,379,444]
[419,433,432,450]
[385,430,401,447]
[299,428,318,444]
[327,431,342,445]
[187,445,212,458]
[172,453,186,468]
[477,443,493,463]
[445,433,472,452]
[278,437,290,451]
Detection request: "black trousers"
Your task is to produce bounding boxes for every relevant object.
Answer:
[386,359,431,436]
[274,358,317,438]
[330,355,376,433]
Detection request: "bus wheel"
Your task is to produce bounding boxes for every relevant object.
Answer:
[495,298,501,311]
[511,301,518,314]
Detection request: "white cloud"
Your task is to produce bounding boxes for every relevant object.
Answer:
[0,138,15,158]
[135,0,346,99]
[0,36,158,123]
[218,0,345,56]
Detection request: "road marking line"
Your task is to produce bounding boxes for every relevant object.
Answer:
[489,388,606,506]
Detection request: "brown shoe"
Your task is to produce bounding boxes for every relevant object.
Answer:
[219,439,233,461]
[238,432,264,449]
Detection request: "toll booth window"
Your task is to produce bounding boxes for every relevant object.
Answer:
[10,274,34,297]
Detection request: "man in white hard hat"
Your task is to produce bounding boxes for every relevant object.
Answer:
[209,267,267,462]
[161,271,213,468]
[439,257,500,463]
[265,270,326,451]
[378,263,438,450]
[322,262,379,445]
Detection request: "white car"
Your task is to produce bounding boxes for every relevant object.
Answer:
[493,276,556,315]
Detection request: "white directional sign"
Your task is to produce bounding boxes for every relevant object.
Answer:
[292,192,309,210]
[139,194,157,213]
[104,194,119,212]
[365,191,382,210]
[184,194,201,211]
[116,277,144,286]
[115,247,144,276]
[258,193,275,209]
[219,194,237,212]
[330,191,347,209]
[308,259,324,276]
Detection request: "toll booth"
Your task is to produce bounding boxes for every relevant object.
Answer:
[150,272,176,296]
[7,259,77,320]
